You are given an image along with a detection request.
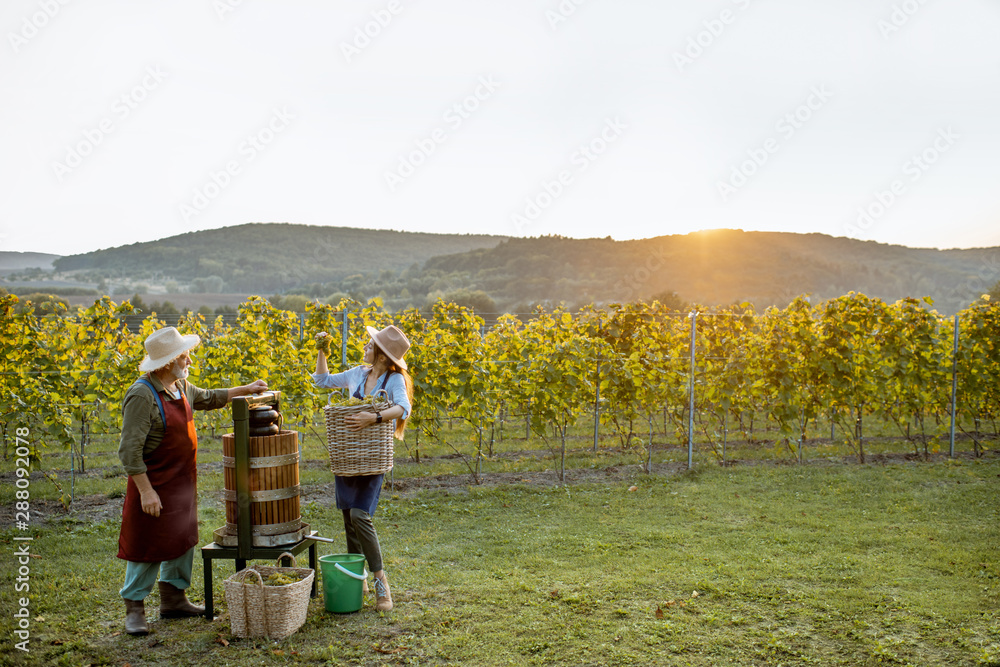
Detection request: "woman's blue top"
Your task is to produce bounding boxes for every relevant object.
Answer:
[311,366,411,515]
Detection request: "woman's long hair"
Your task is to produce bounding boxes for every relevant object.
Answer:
[371,345,414,440]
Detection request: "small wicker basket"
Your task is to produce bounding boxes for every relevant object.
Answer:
[323,391,395,476]
[225,553,314,640]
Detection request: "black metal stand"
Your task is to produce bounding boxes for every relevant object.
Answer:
[199,393,319,620]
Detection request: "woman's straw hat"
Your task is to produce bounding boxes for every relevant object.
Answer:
[366,325,410,370]
[139,326,201,372]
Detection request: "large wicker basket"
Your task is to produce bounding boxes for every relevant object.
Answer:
[323,392,394,476]
[225,553,314,640]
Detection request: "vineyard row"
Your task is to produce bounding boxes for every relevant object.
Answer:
[3,292,998,474]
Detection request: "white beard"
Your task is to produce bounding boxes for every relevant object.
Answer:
[170,365,189,381]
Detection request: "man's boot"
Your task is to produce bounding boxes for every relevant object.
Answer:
[158,581,204,618]
[123,598,149,635]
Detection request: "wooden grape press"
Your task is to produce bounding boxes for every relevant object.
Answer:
[200,391,323,619]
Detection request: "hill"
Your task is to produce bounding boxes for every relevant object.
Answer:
[421,230,999,314]
[52,223,506,292]
[16,225,1000,315]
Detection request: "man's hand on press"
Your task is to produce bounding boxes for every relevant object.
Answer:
[242,379,268,395]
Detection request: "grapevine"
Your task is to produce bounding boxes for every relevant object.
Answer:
[2,291,997,475]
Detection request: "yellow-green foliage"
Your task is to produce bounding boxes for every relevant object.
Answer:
[3,292,999,468]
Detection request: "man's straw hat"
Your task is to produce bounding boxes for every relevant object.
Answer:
[139,326,201,372]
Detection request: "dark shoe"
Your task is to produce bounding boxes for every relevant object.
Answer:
[158,581,204,618]
[124,598,149,635]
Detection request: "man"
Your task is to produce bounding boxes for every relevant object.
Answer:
[117,326,267,635]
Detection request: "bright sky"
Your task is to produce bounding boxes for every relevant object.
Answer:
[1,0,998,256]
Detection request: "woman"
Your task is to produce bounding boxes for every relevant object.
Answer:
[312,324,413,612]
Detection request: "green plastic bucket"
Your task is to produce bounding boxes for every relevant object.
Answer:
[319,553,368,613]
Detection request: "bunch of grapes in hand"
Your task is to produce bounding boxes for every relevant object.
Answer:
[315,331,333,356]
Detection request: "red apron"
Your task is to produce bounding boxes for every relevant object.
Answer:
[117,386,199,562]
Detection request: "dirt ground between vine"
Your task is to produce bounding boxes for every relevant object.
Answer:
[6,449,995,530]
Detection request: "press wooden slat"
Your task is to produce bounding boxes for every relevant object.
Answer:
[223,429,302,543]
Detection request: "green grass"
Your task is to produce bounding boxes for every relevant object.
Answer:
[2,458,999,666]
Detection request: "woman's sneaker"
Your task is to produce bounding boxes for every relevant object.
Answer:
[374,574,393,612]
